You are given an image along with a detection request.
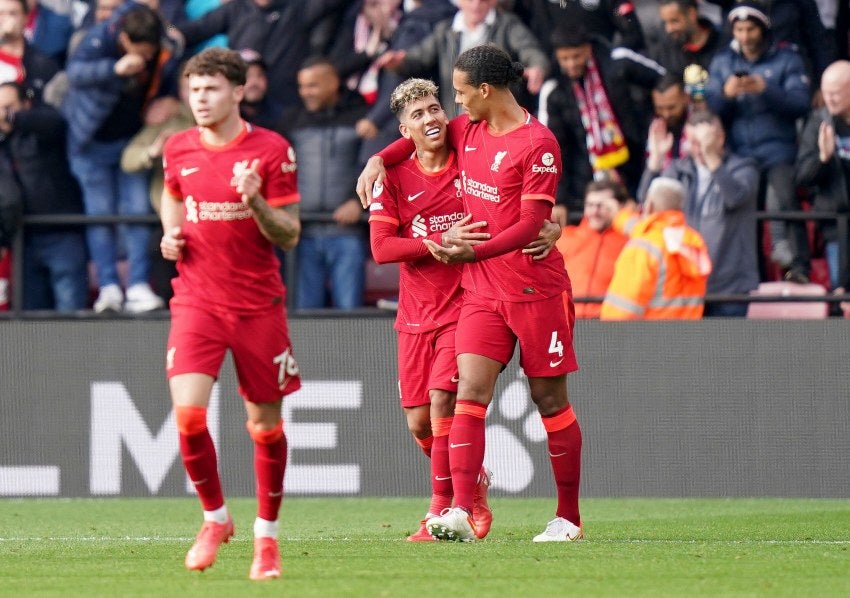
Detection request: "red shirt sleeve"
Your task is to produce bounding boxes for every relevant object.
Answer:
[472,198,550,261]
[369,220,434,263]
[376,137,415,166]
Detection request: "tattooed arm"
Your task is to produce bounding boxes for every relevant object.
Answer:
[246,197,301,251]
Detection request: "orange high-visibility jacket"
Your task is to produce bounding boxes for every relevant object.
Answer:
[600,210,712,320]
[556,219,628,319]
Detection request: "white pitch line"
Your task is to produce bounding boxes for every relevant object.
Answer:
[0,537,849,545]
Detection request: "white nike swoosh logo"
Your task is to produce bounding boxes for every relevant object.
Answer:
[450,442,471,449]
[450,376,460,383]
[550,358,564,367]
[407,191,425,202]
[549,451,568,458]
[435,475,451,481]
[464,145,477,152]
[268,491,283,497]
[181,167,200,176]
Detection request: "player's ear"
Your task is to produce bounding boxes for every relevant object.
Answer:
[399,122,411,140]
[232,83,245,104]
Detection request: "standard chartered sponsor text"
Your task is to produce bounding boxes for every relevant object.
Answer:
[429,212,465,232]
[463,175,500,203]
[198,201,253,221]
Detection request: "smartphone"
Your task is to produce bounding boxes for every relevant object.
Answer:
[734,70,749,77]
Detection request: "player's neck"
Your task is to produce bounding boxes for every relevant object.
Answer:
[200,112,245,146]
[415,146,450,172]
[484,95,526,134]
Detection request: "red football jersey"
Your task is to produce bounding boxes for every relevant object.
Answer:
[369,152,464,333]
[162,122,299,313]
[448,113,570,302]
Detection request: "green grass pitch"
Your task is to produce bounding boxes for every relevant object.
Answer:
[1,497,849,596]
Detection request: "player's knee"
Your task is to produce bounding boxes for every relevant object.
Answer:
[175,405,208,436]
[531,392,569,417]
[407,418,431,438]
[428,389,455,416]
[246,419,284,444]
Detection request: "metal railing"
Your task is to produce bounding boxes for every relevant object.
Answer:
[5,210,850,317]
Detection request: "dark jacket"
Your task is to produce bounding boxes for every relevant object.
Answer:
[649,17,721,80]
[517,0,645,52]
[796,107,849,242]
[705,41,810,169]
[278,90,369,235]
[544,38,664,210]
[639,152,760,295]
[240,96,283,131]
[705,0,834,85]
[397,9,550,118]
[0,103,83,245]
[21,42,59,104]
[62,1,181,152]
[179,0,347,110]
[0,147,21,248]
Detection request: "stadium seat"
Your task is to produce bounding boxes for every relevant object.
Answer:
[746,281,829,319]
[364,259,399,306]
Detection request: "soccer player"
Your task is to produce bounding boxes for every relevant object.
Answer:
[368,78,493,541]
[358,45,583,543]
[159,48,301,580]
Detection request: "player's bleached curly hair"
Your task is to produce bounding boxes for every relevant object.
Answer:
[390,78,440,118]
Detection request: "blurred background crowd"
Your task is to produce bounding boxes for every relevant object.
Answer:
[0,0,848,317]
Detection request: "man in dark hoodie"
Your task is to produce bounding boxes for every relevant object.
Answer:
[278,57,369,310]
[706,1,812,283]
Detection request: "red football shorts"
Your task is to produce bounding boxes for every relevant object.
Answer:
[397,323,459,408]
[166,303,301,403]
[455,291,578,377]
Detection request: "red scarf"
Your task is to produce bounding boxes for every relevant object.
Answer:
[572,55,629,171]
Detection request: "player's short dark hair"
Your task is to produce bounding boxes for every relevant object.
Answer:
[120,5,163,46]
[550,23,591,50]
[184,47,247,86]
[390,78,440,117]
[585,177,629,205]
[453,44,524,89]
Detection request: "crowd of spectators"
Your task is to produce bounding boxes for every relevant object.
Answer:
[0,0,848,316]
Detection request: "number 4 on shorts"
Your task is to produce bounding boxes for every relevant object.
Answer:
[548,331,564,358]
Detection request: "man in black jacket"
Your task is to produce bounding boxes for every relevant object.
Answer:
[650,0,722,83]
[0,81,87,311]
[542,23,664,222]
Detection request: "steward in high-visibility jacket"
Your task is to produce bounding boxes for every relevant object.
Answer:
[557,217,628,319]
[600,178,712,320]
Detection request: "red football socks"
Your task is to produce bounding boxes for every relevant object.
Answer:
[542,405,582,525]
[448,401,487,512]
[179,430,225,512]
[429,417,453,515]
[248,421,288,522]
